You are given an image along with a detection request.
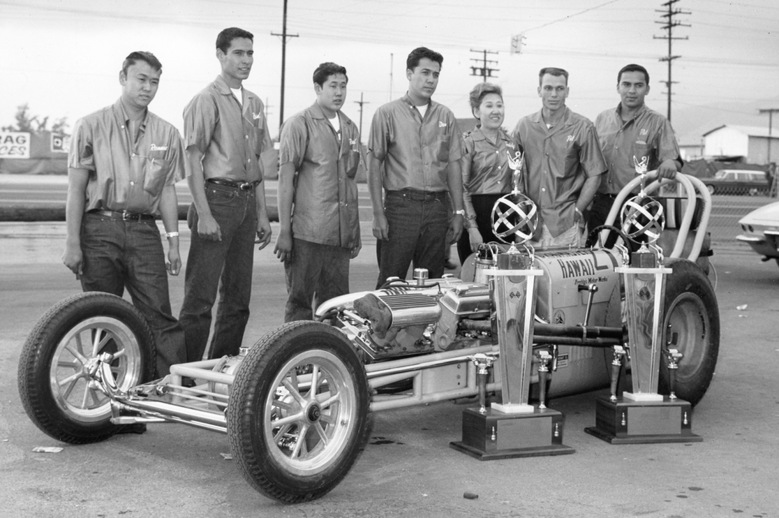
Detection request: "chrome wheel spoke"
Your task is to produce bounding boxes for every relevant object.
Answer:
[273,412,305,429]
[281,378,307,406]
[290,424,309,459]
[312,421,329,446]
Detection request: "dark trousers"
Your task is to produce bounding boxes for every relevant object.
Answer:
[179,184,257,361]
[376,190,449,288]
[457,193,504,265]
[587,192,619,247]
[80,213,185,377]
[284,238,350,322]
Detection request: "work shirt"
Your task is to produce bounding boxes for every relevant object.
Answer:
[279,103,361,249]
[68,99,184,214]
[183,75,272,183]
[595,103,682,194]
[462,127,517,195]
[368,94,463,192]
[512,107,606,237]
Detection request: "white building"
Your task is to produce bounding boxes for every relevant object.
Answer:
[702,125,779,164]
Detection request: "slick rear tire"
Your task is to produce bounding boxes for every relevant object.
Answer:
[227,321,372,503]
[659,259,719,406]
[17,292,155,444]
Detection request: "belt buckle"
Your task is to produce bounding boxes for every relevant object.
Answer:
[239,182,252,191]
[121,211,133,221]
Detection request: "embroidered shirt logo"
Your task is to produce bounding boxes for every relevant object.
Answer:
[567,135,575,142]
[640,128,648,136]
[438,121,446,128]
[252,111,262,120]
[508,142,516,150]
[149,144,168,151]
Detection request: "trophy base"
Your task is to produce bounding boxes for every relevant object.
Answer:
[584,396,702,444]
[450,406,574,460]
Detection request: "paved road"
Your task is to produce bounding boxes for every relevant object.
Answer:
[1,174,775,246]
[1,222,778,517]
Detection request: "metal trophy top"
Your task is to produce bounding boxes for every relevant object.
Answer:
[620,155,665,245]
[490,150,539,251]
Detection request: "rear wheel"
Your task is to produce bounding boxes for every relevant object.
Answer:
[17,292,155,443]
[227,321,372,503]
[659,259,719,406]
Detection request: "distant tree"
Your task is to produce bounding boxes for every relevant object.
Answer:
[1,103,69,135]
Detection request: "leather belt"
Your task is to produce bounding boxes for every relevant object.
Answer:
[89,210,155,222]
[206,177,260,191]
[388,189,447,202]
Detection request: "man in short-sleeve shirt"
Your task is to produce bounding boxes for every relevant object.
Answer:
[275,62,362,322]
[368,47,465,287]
[63,51,185,377]
[179,27,273,361]
[512,67,606,249]
[588,63,682,238]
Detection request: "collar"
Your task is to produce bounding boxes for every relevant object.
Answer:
[401,93,436,112]
[308,102,349,126]
[112,98,148,128]
[529,106,571,127]
[616,103,648,122]
[213,74,241,97]
[470,126,510,143]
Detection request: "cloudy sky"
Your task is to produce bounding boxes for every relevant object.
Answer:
[1,0,778,141]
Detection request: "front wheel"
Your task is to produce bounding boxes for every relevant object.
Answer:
[227,321,372,503]
[17,292,155,444]
[659,259,719,406]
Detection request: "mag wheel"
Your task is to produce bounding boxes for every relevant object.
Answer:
[17,292,155,443]
[228,321,372,503]
[659,259,720,406]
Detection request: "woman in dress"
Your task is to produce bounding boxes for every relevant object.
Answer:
[457,82,515,265]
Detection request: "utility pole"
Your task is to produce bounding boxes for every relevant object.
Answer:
[354,92,369,142]
[653,0,690,122]
[271,0,298,133]
[469,49,499,82]
[759,108,779,165]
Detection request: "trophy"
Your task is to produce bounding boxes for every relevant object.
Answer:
[585,156,701,444]
[451,150,572,459]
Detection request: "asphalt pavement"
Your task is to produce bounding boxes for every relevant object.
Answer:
[1,221,778,517]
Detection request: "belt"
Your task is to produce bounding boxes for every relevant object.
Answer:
[596,192,617,199]
[388,189,447,202]
[89,210,155,222]
[206,177,260,191]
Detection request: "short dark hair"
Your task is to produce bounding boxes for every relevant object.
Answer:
[469,82,503,114]
[538,67,568,85]
[313,62,348,86]
[618,64,649,84]
[216,27,254,54]
[121,51,162,76]
[407,47,443,70]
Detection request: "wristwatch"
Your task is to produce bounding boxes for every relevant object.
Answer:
[454,209,466,217]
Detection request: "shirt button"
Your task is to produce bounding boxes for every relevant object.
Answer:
[130,181,135,186]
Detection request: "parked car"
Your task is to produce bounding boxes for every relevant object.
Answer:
[701,169,771,196]
[737,200,779,265]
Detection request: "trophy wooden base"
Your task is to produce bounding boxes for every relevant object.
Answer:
[584,396,702,444]
[450,406,574,460]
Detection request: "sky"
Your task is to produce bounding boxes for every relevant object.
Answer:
[1,0,778,143]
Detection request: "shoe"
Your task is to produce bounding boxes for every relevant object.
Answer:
[116,423,147,435]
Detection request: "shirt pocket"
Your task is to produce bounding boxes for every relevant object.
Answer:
[344,149,361,179]
[435,133,451,162]
[142,157,172,197]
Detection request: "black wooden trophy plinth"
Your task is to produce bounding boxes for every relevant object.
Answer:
[450,406,574,460]
[584,396,701,444]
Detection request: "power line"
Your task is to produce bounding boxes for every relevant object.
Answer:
[469,49,499,82]
[271,0,298,133]
[654,0,690,122]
